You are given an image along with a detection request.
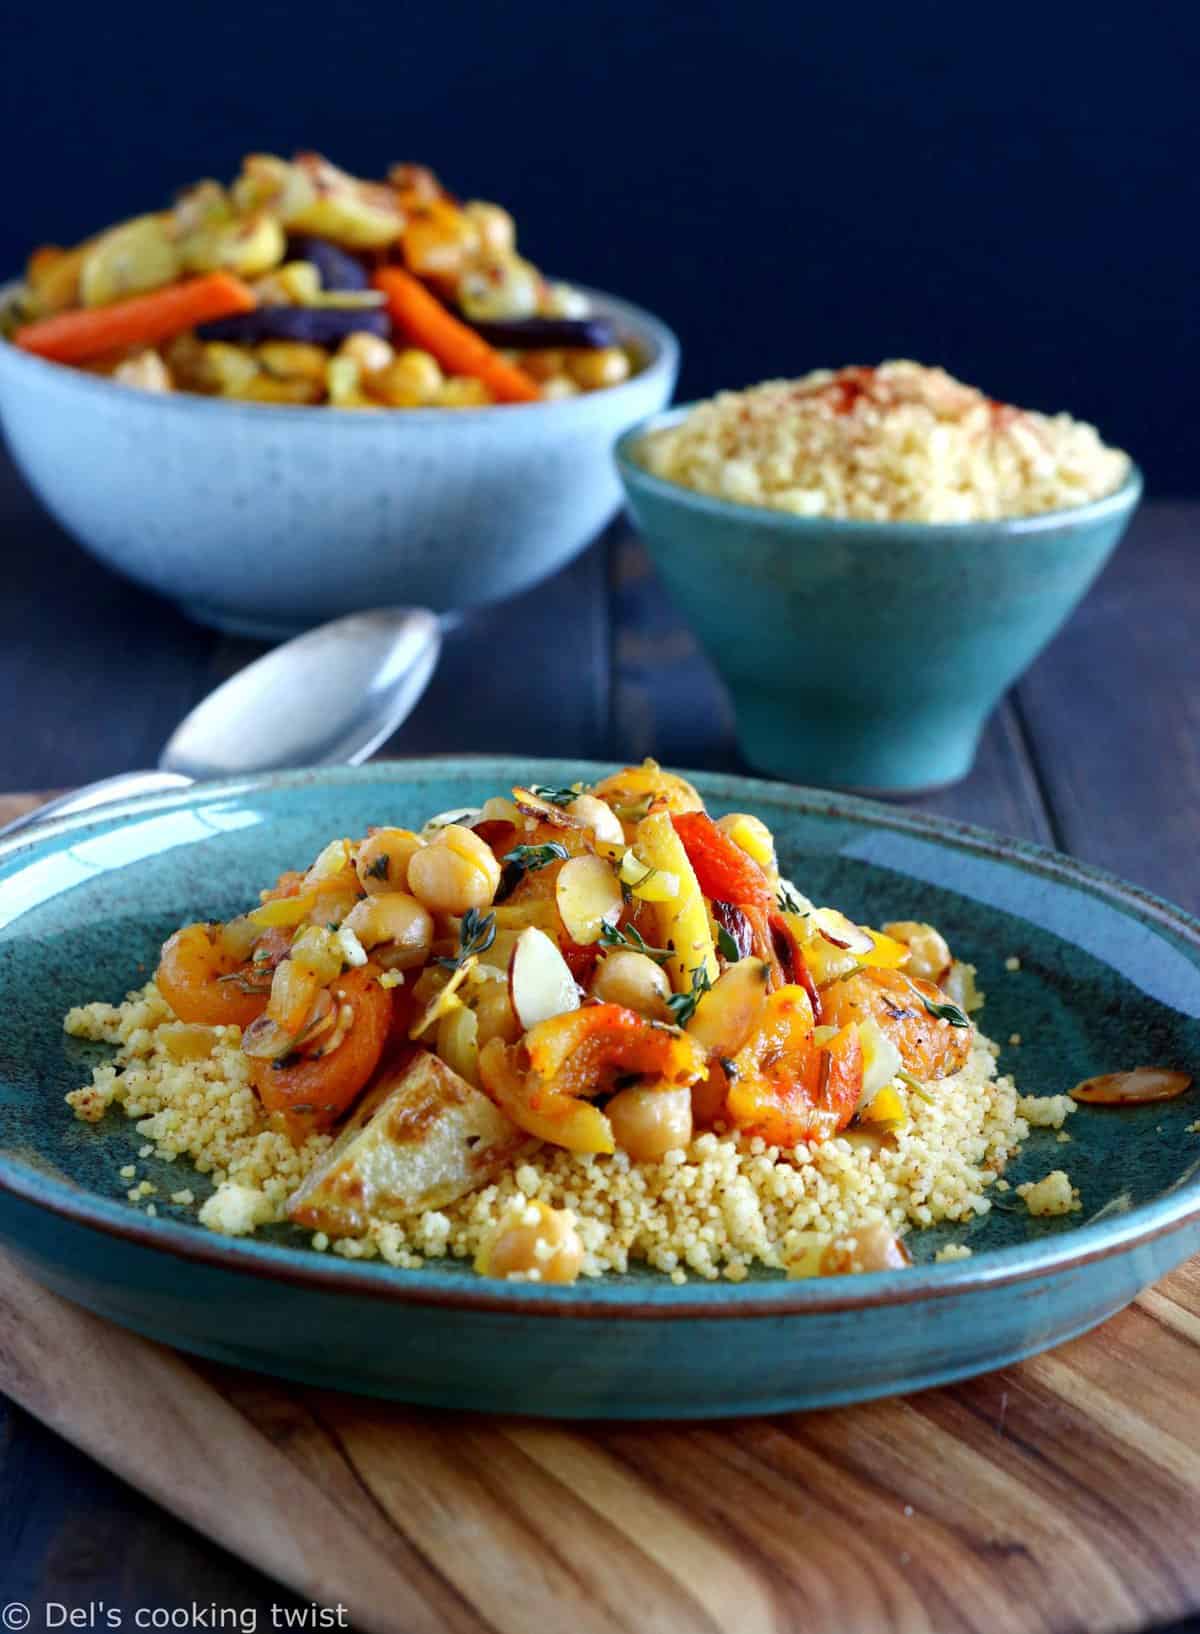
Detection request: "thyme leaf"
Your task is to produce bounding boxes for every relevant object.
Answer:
[529,783,579,808]
[665,964,713,1027]
[598,921,672,965]
[922,996,970,1028]
[777,882,808,915]
[503,842,569,873]
[496,840,570,903]
[436,907,496,971]
[716,925,742,963]
[366,853,391,881]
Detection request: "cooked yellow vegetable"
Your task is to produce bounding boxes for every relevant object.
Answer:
[634,809,719,994]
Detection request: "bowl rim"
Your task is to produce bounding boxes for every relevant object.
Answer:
[1,755,1198,1321]
[0,281,680,427]
[615,404,1143,533]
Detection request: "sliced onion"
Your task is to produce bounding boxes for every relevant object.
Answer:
[1070,1068,1192,1104]
[243,989,336,1060]
[618,849,679,901]
[811,907,875,956]
[304,837,353,885]
[511,787,582,830]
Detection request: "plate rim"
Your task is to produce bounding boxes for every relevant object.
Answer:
[2,754,1198,1321]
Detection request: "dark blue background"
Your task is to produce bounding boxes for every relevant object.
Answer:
[5,1,1196,489]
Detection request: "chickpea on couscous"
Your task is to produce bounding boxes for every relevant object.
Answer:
[67,762,1053,1284]
[4,152,636,409]
[637,362,1130,522]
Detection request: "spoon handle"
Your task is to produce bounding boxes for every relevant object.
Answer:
[0,771,194,843]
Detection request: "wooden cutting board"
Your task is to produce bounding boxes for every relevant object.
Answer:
[4,790,1200,1634]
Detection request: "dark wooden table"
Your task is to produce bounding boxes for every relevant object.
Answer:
[1,444,1197,1629]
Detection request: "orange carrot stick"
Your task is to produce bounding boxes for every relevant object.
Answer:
[13,273,257,364]
[373,266,540,404]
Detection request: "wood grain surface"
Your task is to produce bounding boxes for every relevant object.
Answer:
[4,1243,1200,1634]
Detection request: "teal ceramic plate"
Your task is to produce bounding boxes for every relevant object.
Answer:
[1,759,1198,1418]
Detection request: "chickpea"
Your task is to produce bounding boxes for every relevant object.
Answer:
[607,1085,693,1162]
[464,200,516,257]
[339,331,394,377]
[373,349,443,407]
[256,341,330,383]
[326,355,375,409]
[407,824,501,915]
[356,828,424,895]
[519,349,567,383]
[590,950,671,1021]
[820,1221,912,1275]
[232,374,323,405]
[539,374,578,401]
[565,347,631,392]
[882,921,951,983]
[458,254,540,321]
[344,892,434,970]
[113,349,172,393]
[475,1200,584,1284]
[436,376,493,408]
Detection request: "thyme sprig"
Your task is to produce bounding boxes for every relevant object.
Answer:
[666,964,713,1027]
[598,921,672,965]
[436,907,496,971]
[897,1068,935,1103]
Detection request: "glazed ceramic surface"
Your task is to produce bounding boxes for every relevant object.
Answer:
[615,416,1141,792]
[1,759,1197,1418]
[0,289,676,639]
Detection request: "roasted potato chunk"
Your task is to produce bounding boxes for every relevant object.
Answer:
[287,1052,534,1236]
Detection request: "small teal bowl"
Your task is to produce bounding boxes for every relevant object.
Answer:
[0,286,677,640]
[616,411,1141,792]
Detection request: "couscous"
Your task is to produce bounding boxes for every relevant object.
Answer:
[66,761,1042,1284]
[636,362,1130,522]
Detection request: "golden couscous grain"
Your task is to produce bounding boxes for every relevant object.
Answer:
[66,982,1030,1280]
[638,365,1128,523]
[1018,1170,1081,1216]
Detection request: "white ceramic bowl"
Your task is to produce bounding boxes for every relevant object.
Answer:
[0,286,677,637]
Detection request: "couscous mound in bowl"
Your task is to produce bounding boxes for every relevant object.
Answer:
[634,361,1130,523]
[616,372,1141,791]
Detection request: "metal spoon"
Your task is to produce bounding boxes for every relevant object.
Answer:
[0,607,442,840]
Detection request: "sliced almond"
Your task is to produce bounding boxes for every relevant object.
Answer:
[555,854,623,945]
[1070,1068,1192,1104]
[508,926,580,1031]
